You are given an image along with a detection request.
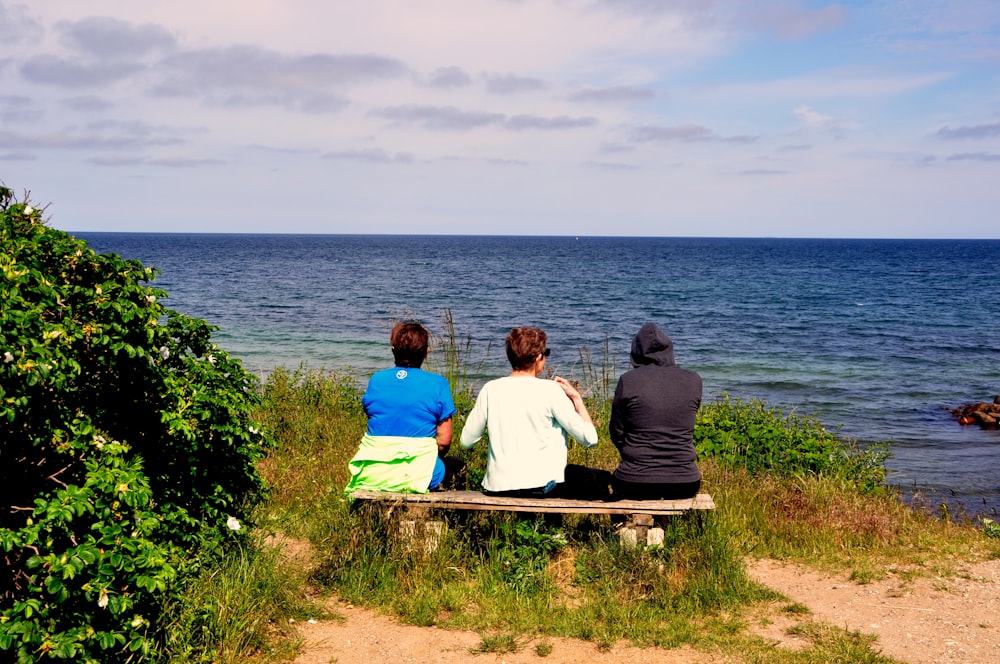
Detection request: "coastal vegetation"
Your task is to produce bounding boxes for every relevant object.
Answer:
[3,190,998,662]
[1,188,271,662]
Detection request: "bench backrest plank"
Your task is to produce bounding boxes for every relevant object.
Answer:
[348,489,714,516]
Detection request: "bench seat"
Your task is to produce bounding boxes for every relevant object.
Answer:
[348,489,715,515]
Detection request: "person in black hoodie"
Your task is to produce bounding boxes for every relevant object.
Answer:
[610,322,702,500]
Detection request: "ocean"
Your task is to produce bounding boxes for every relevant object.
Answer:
[75,233,1000,516]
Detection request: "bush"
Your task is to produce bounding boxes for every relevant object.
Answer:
[0,185,271,662]
[694,394,888,491]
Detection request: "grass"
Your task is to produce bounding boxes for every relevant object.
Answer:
[162,318,1000,663]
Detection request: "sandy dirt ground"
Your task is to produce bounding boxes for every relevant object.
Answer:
[286,556,1000,664]
[747,557,1000,664]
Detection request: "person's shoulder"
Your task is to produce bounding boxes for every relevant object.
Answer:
[411,367,452,386]
[368,367,398,382]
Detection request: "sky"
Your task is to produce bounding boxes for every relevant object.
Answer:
[1,0,998,238]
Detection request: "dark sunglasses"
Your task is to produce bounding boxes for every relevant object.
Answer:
[541,348,551,357]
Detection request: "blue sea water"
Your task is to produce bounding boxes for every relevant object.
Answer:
[76,233,1000,515]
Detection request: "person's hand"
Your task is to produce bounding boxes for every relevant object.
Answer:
[553,376,581,400]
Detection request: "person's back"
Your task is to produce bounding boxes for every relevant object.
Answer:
[611,322,702,498]
[344,321,459,494]
[460,326,608,499]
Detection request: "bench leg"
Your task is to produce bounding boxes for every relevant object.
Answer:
[397,506,446,556]
[618,514,665,549]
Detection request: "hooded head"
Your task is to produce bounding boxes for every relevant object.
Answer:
[630,322,676,368]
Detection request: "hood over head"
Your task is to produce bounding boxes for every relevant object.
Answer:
[630,322,676,368]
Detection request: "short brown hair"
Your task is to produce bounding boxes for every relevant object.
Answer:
[390,321,429,368]
[505,327,547,371]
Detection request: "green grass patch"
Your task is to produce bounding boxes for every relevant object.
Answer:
[167,326,999,663]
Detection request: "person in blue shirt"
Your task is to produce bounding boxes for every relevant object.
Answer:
[345,321,463,493]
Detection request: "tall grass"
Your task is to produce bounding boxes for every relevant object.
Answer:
[167,320,999,662]
[159,539,313,663]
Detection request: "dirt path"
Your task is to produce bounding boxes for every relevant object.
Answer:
[747,558,1000,664]
[290,557,1000,664]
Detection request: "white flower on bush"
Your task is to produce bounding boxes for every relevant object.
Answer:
[23,205,33,215]
[98,589,109,608]
[3,351,13,363]
[159,346,169,360]
[226,516,242,531]
[146,295,156,304]
[93,434,106,449]
[208,354,217,365]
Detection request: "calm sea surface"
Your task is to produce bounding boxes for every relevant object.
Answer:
[75,233,1000,515]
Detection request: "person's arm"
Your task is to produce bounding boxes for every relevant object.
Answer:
[459,389,487,449]
[436,416,453,457]
[609,378,626,450]
[552,376,598,446]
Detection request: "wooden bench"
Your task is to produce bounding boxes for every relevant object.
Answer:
[348,489,715,550]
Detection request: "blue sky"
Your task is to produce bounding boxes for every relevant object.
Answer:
[1,0,998,237]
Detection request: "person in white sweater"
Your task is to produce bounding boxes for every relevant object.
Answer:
[460,326,612,499]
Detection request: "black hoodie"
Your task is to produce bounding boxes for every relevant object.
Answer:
[610,322,702,484]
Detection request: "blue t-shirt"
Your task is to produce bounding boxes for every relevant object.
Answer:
[363,367,456,438]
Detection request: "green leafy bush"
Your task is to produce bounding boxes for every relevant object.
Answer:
[694,394,888,490]
[0,185,271,662]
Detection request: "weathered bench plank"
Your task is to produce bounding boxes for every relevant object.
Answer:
[348,489,715,516]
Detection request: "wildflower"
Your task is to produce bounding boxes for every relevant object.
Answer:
[98,589,109,608]
[248,426,259,435]
[159,346,169,360]
[226,516,241,531]
[207,354,217,365]
[3,351,13,363]
[23,206,33,215]
[94,435,106,449]
[146,295,156,304]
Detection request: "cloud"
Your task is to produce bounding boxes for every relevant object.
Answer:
[630,123,757,143]
[152,45,407,111]
[584,160,640,171]
[947,152,1000,162]
[744,2,848,40]
[216,91,349,113]
[483,73,547,94]
[792,105,854,136]
[0,94,40,122]
[62,95,114,112]
[777,144,811,152]
[368,105,504,130]
[793,105,837,130]
[740,168,787,175]
[504,114,597,130]
[0,150,35,161]
[0,120,183,151]
[322,148,414,163]
[0,2,43,46]
[21,55,144,88]
[89,155,147,167]
[843,149,936,164]
[567,85,655,103]
[89,155,225,167]
[147,157,225,168]
[366,104,596,132]
[935,121,1000,140]
[426,66,473,88]
[57,16,176,59]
